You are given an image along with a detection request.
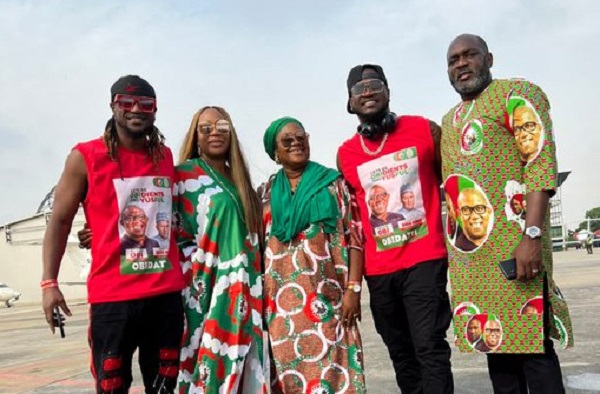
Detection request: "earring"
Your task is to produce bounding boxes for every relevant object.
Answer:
[197,145,202,157]
[275,155,281,164]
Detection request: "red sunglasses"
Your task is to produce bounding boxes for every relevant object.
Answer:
[113,94,157,113]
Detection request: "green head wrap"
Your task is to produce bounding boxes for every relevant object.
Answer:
[263,116,304,161]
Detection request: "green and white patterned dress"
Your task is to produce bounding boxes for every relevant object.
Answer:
[441,79,573,354]
[174,158,267,393]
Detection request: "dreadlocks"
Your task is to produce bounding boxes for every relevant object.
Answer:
[103,118,166,165]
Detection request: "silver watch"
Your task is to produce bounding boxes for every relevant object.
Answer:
[524,226,542,239]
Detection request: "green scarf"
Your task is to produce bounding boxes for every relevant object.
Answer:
[270,161,341,243]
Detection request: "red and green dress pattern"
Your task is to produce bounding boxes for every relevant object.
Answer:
[174,159,267,393]
[441,79,573,354]
[259,176,366,394]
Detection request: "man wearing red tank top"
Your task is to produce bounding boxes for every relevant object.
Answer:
[337,65,453,393]
[41,75,185,394]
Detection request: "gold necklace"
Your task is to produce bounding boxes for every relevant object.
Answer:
[360,133,389,156]
[200,158,246,223]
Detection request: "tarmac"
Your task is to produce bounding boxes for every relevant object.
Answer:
[1,249,599,393]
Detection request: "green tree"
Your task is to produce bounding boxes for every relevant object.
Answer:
[577,207,600,232]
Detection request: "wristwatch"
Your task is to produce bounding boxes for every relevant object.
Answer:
[347,281,362,293]
[524,226,542,239]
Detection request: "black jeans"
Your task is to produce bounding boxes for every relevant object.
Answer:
[486,275,565,394]
[89,292,184,394]
[365,258,454,394]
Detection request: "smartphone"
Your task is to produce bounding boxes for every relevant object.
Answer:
[53,306,66,338]
[498,258,517,281]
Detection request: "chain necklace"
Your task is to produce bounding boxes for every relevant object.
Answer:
[360,133,389,156]
[200,158,246,223]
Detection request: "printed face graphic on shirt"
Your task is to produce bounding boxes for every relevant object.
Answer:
[121,205,149,240]
[357,147,429,251]
[156,220,170,240]
[504,180,527,231]
[368,185,391,218]
[466,314,503,352]
[467,318,482,343]
[458,188,492,244]
[519,296,543,316]
[507,96,545,164]
[401,190,416,210]
[114,176,174,274]
[443,174,494,253]
[483,319,502,349]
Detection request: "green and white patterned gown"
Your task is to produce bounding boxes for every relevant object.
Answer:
[174,158,267,393]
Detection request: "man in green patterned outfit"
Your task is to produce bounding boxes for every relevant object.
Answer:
[441,34,573,393]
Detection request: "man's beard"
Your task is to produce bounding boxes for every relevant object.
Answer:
[116,117,152,140]
[451,70,492,97]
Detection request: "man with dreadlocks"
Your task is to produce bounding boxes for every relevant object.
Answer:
[42,75,185,394]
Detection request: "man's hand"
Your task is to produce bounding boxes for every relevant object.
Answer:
[42,288,71,334]
[77,222,92,249]
[341,290,361,330]
[514,237,542,282]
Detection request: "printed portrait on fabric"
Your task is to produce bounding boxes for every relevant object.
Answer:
[443,174,494,253]
[357,147,429,251]
[465,314,503,353]
[114,176,173,274]
[507,96,545,164]
[504,180,527,230]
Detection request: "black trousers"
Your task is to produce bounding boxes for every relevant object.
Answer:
[486,275,565,394]
[89,291,184,394]
[365,258,454,394]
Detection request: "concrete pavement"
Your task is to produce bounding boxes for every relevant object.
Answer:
[1,249,599,393]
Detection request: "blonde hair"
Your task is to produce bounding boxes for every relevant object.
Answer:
[178,106,261,235]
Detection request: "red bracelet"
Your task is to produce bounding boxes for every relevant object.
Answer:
[40,279,58,288]
[41,283,59,290]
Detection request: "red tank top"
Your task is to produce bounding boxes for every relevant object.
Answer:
[338,116,447,276]
[75,138,184,303]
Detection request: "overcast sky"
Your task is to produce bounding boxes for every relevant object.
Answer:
[1,0,598,229]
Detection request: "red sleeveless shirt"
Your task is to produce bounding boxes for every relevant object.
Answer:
[75,138,184,303]
[338,115,447,276]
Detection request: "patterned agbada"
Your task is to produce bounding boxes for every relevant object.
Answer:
[441,78,573,354]
[174,158,267,393]
[260,176,366,394]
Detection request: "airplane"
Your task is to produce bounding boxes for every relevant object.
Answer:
[0,282,21,307]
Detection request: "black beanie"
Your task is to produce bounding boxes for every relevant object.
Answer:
[110,75,156,100]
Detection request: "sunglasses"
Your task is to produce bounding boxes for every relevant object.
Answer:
[350,79,386,96]
[278,131,309,148]
[197,120,231,135]
[114,94,157,113]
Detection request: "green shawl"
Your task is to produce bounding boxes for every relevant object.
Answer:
[270,161,341,243]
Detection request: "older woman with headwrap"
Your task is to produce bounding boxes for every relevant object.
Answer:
[260,116,366,394]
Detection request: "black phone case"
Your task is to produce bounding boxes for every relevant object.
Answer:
[498,258,517,280]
